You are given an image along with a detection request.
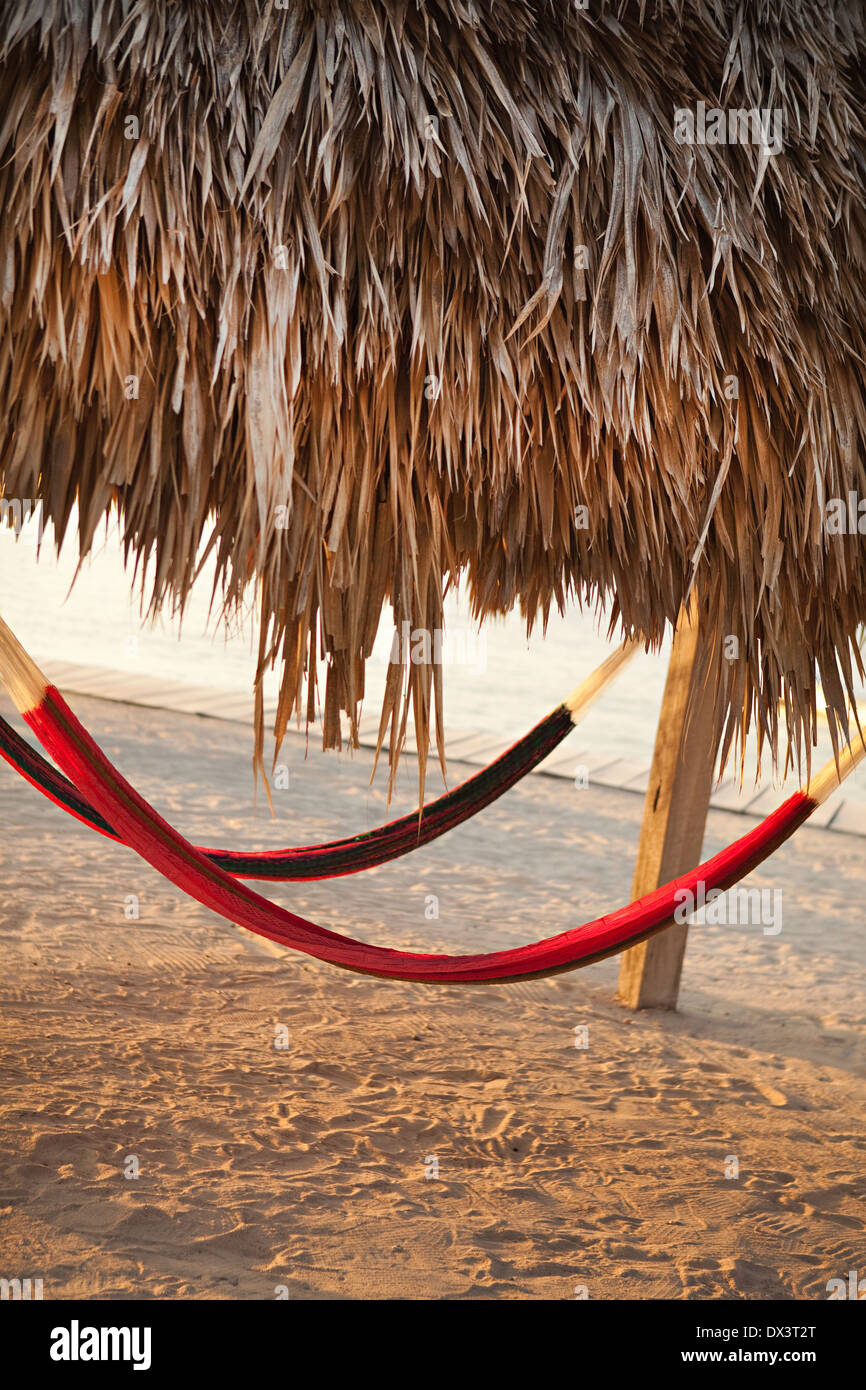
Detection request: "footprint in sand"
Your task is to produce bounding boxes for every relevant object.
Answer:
[753,1081,789,1107]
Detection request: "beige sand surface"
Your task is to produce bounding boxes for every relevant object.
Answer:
[0,694,863,1299]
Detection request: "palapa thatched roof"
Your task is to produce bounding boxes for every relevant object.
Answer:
[2,0,866,795]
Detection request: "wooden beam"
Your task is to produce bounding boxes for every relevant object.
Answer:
[616,596,721,1011]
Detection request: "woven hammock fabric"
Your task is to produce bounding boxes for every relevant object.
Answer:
[0,646,632,879]
[0,703,570,877]
[2,615,856,984]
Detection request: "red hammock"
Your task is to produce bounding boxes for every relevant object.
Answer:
[1,614,854,984]
[0,644,633,879]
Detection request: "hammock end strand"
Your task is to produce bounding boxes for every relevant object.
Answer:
[0,612,48,715]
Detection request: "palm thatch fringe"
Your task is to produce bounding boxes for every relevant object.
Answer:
[1,1,865,795]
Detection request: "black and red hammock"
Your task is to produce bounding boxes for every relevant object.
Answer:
[0,643,634,879]
[0,615,859,983]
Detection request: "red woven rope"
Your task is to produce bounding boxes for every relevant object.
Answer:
[24,685,815,983]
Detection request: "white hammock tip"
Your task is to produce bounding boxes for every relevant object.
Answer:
[0,613,47,714]
[807,735,866,806]
[563,639,639,721]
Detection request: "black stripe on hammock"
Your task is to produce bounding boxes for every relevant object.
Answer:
[0,701,574,881]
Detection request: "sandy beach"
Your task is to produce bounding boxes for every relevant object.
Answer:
[0,691,863,1300]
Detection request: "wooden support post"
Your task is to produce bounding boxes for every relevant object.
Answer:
[617,596,721,1011]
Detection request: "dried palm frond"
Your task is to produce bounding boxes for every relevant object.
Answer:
[1,0,865,796]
